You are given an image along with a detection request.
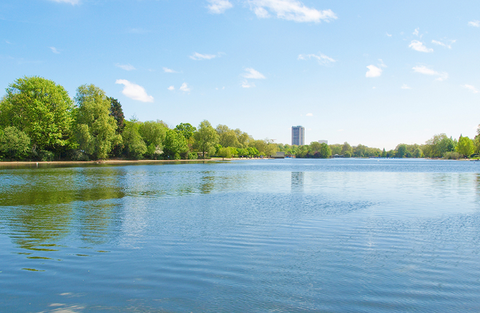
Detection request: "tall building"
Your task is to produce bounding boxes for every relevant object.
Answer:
[291,126,305,145]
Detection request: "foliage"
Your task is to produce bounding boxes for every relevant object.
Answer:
[75,84,121,159]
[396,144,407,158]
[217,147,232,159]
[194,120,219,159]
[139,121,167,158]
[423,134,456,158]
[456,135,474,157]
[163,129,188,160]
[0,76,75,156]
[175,123,196,139]
[123,121,147,159]
[109,97,125,134]
[0,126,31,160]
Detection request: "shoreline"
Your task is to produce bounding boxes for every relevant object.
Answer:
[0,157,268,167]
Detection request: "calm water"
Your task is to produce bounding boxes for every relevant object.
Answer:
[1,158,480,312]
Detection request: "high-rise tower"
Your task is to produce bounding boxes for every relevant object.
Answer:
[291,126,305,145]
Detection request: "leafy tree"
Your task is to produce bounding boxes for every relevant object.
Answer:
[424,134,455,158]
[329,144,342,156]
[0,126,31,160]
[456,135,474,157]
[341,142,352,157]
[75,84,121,159]
[139,121,167,158]
[175,123,196,139]
[317,143,332,158]
[194,120,219,159]
[123,121,147,159]
[108,97,125,157]
[0,76,75,156]
[413,147,423,158]
[217,147,232,160]
[247,147,259,157]
[396,144,407,158]
[109,97,125,134]
[163,129,188,159]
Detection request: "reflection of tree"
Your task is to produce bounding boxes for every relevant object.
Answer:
[13,204,73,251]
[200,172,215,194]
[291,172,304,193]
[2,167,126,251]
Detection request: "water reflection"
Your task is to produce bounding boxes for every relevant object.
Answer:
[200,171,215,194]
[291,172,304,193]
[0,167,127,252]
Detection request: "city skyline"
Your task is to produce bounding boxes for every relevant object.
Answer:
[1,1,479,149]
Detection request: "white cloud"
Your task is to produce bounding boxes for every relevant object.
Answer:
[50,0,80,4]
[189,52,217,60]
[242,80,256,88]
[247,0,337,23]
[412,65,448,81]
[413,28,419,36]
[168,86,175,91]
[163,67,177,73]
[306,113,313,116]
[365,65,382,78]
[50,47,60,54]
[298,53,335,66]
[432,39,454,49]
[179,83,190,92]
[386,32,392,37]
[207,0,233,14]
[401,84,411,90]
[115,63,136,71]
[378,59,387,68]
[468,20,480,27]
[115,79,154,102]
[463,84,478,93]
[243,68,266,79]
[409,40,433,53]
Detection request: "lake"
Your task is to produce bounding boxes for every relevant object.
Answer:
[1,158,480,312]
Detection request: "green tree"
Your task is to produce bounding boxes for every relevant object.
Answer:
[396,144,407,158]
[194,120,219,159]
[0,126,31,160]
[217,147,232,160]
[139,121,167,159]
[0,76,75,156]
[163,129,188,159]
[123,120,147,159]
[318,143,332,158]
[341,142,352,157]
[456,135,474,157]
[108,97,125,157]
[175,123,196,139]
[424,134,455,158]
[109,97,125,134]
[75,84,121,159]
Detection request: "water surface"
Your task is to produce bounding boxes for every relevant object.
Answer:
[1,158,480,312]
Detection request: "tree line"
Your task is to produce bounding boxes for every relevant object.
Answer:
[277,132,477,159]
[0,76,278,161]
[1,76,476,161]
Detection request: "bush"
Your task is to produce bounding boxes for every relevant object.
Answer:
[443,151,461,160]
[69,150,90,161]
[38,150,54,161]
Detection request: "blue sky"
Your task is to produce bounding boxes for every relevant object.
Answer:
[1,0,479,149]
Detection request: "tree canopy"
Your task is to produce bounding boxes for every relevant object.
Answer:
[0,76,75,155]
